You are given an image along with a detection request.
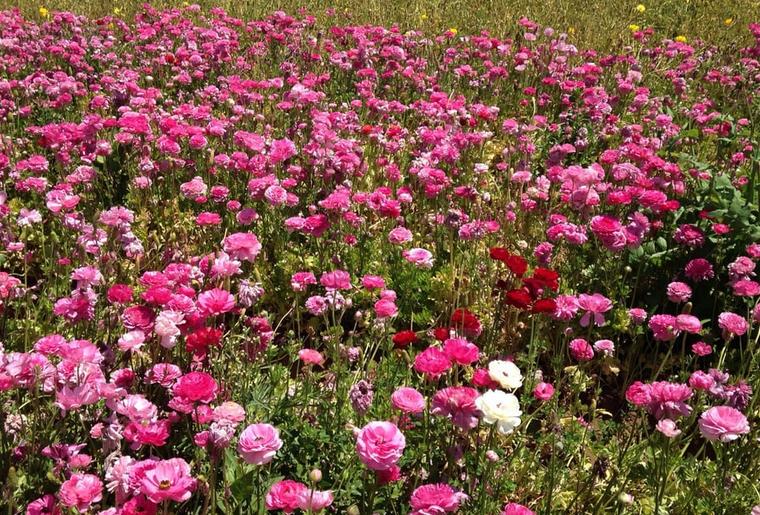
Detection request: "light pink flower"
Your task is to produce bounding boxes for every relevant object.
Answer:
[238,423,283,465]
[59,473,103,511]
[355,421,405,471]
[698,406,750,442]
[391,387,426,414]
[136,458,197,503]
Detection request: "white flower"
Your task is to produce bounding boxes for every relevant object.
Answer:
[475,389,522,435]
[488,360,523,390]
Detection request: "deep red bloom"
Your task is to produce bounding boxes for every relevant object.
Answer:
[392,330,419,349]
[186,327,223,354]
[432,327,451,342]
[532,298,557,314]
[505,289,533,309]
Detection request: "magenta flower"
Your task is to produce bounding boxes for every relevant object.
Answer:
[136,458,197,503]
[58,473,103,511]
[355,421,405,471]
[238,423,283,465]
[577,293,612,327]
[698,406,750,442]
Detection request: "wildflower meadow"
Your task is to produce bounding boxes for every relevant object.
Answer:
[0,3,759,514]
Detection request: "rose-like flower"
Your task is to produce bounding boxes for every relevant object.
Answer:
[238,423,283,465]
[355,421,405,470]
[698,406,750,442]
[488,360,523,390]
[391,387,426,414]
[475,390,522,434]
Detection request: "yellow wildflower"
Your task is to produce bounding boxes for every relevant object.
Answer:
[568,26,575,34]
[724,18,733,26]
[38,6,49,17]
[449,28,458,36]
[675,35,687,43]
[629,24,640,32]
[635,4,646,12]
[113,7,122,16]
[420,13,428,21]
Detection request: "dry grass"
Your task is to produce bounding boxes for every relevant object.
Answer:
[0,0,757,51]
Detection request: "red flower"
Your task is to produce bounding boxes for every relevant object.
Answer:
[505,289,532,309]
[532,298,557,314]
[450,309,482,338]
[392,330,418,349]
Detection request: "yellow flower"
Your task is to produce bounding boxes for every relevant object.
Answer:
[449,28,458,36]
[568,26,576,34]
[724,18,733,26]
[636,4,646,12]
[629,24,640,32]
[675,35,687,42]
[113,7,122,16]
[420,13,428,21]
[38,6,49,17]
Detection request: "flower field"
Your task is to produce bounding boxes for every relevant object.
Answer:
[1,4,760,514]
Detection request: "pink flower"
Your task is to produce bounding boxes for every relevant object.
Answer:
[502,503,536,515]
[718,312,748,337]
[569,338,594,362]
[391,387,426,414]
[136,458,197,503]
[388,226,413,244]
[656,418,682,438]
[414,347,452,379]
[533,382,555,401]
[374,298,398,319]
[238,423,283,465]
[403,248,434,268]
[26,495,60,515]
[410,483,468,514]
[290,272,317,292]
[675,314,702,334]
[593,339,615,356]
[298,348,325,366]
[296,488,334,512]
[698,406,750,442]
[691,341,712,356]
[628,308,647,325]
[222,232,261,262]
[355,421,406,471]
[684,258,714,281]
[197,288,235,317]
[443,338,480,365]
[648,314,679,341]
[431,386,480,430]
[59,473,103,511]
[577,293,612,327]
[320,270,352,290]
[172,372,218,404]
[666,281,691,303]
[266,480,307,513]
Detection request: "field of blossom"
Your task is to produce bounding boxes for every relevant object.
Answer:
[1,4,759,514]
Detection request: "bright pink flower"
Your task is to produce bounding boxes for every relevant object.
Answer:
[238,423,283,465]
[502,503,536,515]
[684,258,714,281]
[691,341,713,356]
[298,348,325,366]
[718,312,748,337]
[197,288,235,317]
[577,294,612,327]
[402,248,434,268]
[656,418,682,438]
[675,314,702,333]
[136,458,197,503]
[222,232,261,262]
[172,372,218,404]
[391,387,426,414]
[410,483,467,514]
[374,298,398,319]
[320,270,352,290]
[355,421,405,471]
[266,480,307,513]
[58,473,103,512]
[533,382,555,401]
[414,347,452,379]
[443,338,480,365]
[431,386,480,430]
[666,281,691,303]
[698,406,750,442]
[569,338,594,361]
[648,314,679,341]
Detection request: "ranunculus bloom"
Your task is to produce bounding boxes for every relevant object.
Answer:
[266,480,307,513]
[136,458,197,503]
[355,421,406,471]
[718,312,748,337]
[475,389,522,434]
[197,288,236,317]
[238,423,283,465]
[488,360,523,390]
[410,483,468,514]
[656,418,682,438]
[666,281,692,303]
[298,348,325,366]
[391,387,426,414]
[698,406,750,442]
[443,338,480,365]
[431,386,481,430]
[502,502,536,515]
[59,473,103,511]
[414,347,452,379]
[173,372,218,404]
[569,338,594,361]
[222,232,261,262]
[533,382,554,401]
